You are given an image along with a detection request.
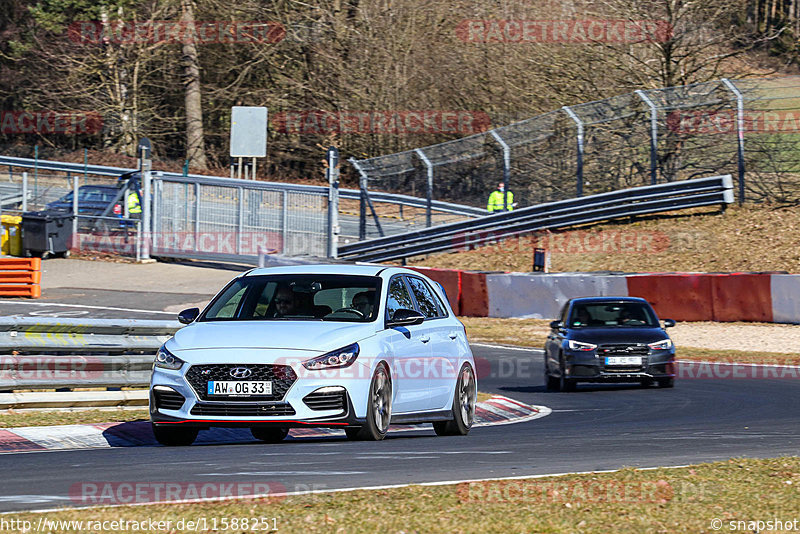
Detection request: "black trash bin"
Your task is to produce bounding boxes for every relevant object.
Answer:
[21,211,73,258]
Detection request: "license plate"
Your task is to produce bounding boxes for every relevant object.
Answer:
[207,381,272,396]
[605,356,642,366]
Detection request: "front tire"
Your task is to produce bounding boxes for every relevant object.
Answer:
[352,363,392,441]
[434,363,476,436]
[657,377,675,388]
[152,424,198,446]
[559,359,577,392]
[251,427,289,443]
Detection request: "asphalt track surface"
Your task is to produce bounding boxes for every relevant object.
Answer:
[0,339,798,512]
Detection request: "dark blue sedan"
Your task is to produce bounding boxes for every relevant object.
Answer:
[544,297,676,391]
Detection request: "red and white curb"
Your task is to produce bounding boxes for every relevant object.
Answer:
[0,395,549,454]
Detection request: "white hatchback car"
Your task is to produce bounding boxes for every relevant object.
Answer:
[149,265,477,445]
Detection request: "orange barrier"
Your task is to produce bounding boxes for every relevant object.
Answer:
[711,273,772,322]
[0,257,41,299]
[626,274,714,322]
[459,271,488,317]
[408,267,462,314]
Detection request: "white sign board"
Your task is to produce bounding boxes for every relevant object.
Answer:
[230,106,267,158]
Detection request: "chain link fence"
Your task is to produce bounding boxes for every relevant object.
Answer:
[152,177,328,260]
[350,76,800,229]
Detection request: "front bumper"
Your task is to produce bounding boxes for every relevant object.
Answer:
[564,350,675,382]
[149,359,371,428]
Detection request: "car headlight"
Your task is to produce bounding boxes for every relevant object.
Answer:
[648,339,673,350]
[154,346,185,370]
[303,343,359,370]
[568,340,597,351]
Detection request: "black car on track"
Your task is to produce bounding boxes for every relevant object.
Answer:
[544,297,676,391]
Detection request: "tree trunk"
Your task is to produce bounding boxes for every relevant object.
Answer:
[181,0,207,169]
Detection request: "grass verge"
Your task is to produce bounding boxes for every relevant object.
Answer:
[7,457,799,533]
[0,409,150,428]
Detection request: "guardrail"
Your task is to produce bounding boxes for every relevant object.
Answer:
[0,318,181,407]
[0,155,483,218]
[338,175,735,262]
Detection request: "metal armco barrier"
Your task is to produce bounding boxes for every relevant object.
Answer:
[339,175,735,262]
[0,258,41,298]
[0,317,181,391]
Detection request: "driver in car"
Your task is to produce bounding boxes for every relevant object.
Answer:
[273,286,300,317]
[351,291,374,317]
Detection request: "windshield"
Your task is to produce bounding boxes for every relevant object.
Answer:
[568,302,659,328]
[200,274,381,322]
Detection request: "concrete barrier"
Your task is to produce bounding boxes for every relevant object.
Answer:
[626,274,714,322]
[771,274,800,324]
[486,273,629,318]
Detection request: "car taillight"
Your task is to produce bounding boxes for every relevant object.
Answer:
[113,203,122,214]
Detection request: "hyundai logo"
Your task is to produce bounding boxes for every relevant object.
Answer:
[229,367,253,379]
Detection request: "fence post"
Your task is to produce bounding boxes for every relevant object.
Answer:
[721,78,746,205]
[282,189,288,254]
[561,106,584,197]
[34,145,38,206]
[194,183,201,253]
[489,130,511,210]
[414,148,434,227]
[21,172,27,212]
[350,158,369,240]
[237,187,244,256]
[326,146,340,258]
[635,89,659,185]
[72,172,78,238]
[83,148,88,186]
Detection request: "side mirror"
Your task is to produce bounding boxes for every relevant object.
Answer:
[662,318,676,328]
[387,308,425,327]
[178,307,200,324]
[549,320,562,330]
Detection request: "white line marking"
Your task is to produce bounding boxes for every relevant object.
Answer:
[471,343,544,352]
[0,301,174,315]
[10,464,695,514]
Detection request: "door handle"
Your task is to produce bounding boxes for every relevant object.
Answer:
[420,335,431,343]
[448,333,458,340]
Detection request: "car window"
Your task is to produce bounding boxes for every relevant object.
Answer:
[386,276,414,321]
[201,274,381,322]
[406,276,444,318]
[569,302,659,327]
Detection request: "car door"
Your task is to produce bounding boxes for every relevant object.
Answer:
[404,275,455,411]
[384,275,432,414]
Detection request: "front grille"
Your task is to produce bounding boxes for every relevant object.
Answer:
[185,364,297,402]
[153,388,186,410]
[190,402,296,417]
[303,389,346,411]
[598,344,649,356]
[603,367,643,373]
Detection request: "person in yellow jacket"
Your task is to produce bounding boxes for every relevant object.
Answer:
[127,189,142,219]
[487,182,515,213]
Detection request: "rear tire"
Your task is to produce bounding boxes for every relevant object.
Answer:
[657,377,675,388]
[152,424,198,446]
[434,363,476,436]
[251,427,289,443]
[352,363,392,441]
